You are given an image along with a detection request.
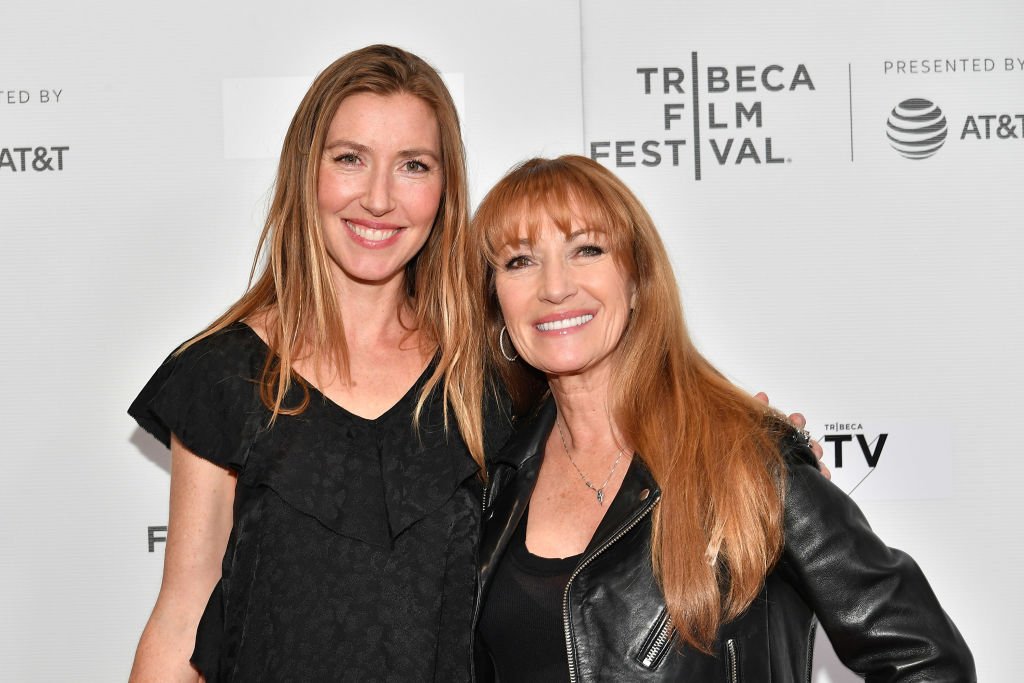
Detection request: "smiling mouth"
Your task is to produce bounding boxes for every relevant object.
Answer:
[345,220,400,242]
[536,314,594,332]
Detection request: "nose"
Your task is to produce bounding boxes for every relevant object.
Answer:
[360,165,395,216]
[539,258,577,304]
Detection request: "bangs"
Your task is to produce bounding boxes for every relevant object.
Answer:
[477,159,635,266]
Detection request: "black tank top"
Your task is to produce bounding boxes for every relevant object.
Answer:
[478,507,583,682]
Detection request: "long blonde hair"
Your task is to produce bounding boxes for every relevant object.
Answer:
[472,155,786,652]
[184,44,486,466]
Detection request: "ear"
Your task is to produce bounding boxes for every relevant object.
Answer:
[629,282,638,310]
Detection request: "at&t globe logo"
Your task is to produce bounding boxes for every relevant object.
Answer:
[885,98,948,159]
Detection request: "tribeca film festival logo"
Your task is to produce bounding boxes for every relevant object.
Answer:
[589,52,815,180]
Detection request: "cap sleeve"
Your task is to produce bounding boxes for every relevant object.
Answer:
[128,325,266,471]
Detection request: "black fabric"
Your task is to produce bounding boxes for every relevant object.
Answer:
[129,323,501,682]
[478,507,579,683]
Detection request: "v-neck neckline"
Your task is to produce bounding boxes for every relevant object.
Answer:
[238,322,436,426]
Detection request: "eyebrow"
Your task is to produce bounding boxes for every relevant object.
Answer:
[324,139,440,160]
[325,139,369,153]
[399,147,441,160]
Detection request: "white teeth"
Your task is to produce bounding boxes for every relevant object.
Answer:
[346,220,398,242]
[536,314,593,332]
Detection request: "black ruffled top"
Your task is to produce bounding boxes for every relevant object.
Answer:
[129,323,505,682]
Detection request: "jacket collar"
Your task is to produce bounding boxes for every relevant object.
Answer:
[489,397,557,469]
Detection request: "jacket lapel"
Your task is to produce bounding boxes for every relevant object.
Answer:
[582,456,661,557]
[478,399,557,591]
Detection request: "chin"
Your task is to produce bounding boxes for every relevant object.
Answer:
[538,358,594,378]
[339,261,405,285]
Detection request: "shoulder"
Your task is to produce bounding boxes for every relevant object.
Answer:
[128,323,269,463]
[142,323,269,406]
[774,419,848,535]
[172,322,267,375]
[763,416,818,469]
[759,418,819,493]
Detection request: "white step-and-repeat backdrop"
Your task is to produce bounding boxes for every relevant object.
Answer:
[2,1,1019,679]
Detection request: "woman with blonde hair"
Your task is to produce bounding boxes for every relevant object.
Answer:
[128,44,505,682]
[472,155,974,681]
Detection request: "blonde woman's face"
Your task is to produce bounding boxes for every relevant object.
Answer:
[317,92,443,289]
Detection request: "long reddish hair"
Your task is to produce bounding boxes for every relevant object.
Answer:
[182,45,487,466]
[471,155,786,652]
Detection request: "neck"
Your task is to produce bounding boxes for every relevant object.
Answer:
[330,269,421,352]
[548,366,624,456]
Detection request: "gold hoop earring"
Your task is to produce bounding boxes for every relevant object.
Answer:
[499,325,518,362]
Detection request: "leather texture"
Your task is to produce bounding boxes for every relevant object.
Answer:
[475,398,976,682]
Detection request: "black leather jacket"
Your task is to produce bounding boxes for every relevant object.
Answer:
[475,399,975,682]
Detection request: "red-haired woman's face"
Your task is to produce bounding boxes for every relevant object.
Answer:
[495,216,635,381]
[317,92,443,289]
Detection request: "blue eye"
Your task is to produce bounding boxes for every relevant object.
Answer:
[577,245,605,257]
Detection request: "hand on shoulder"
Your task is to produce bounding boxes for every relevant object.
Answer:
[754,392,829,479]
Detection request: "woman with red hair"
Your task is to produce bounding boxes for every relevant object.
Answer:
[472,155,974,682]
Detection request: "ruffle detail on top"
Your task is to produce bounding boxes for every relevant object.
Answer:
[128,324,265,470]
[238,376,480,549]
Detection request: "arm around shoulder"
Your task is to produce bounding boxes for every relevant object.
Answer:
[129,436,235,682]
[779,443,976,683]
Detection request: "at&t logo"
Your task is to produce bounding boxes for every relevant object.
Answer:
[0,145,69,172]
[885,98,948,159]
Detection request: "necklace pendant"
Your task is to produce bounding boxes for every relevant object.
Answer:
[596,489,605,505]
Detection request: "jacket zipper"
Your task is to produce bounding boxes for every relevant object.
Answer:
[639,614,675,668]
[726,638,739,683]
[562,494,661,683]
[804,620,817,683]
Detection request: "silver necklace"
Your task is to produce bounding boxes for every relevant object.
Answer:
[555,418,625,506]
